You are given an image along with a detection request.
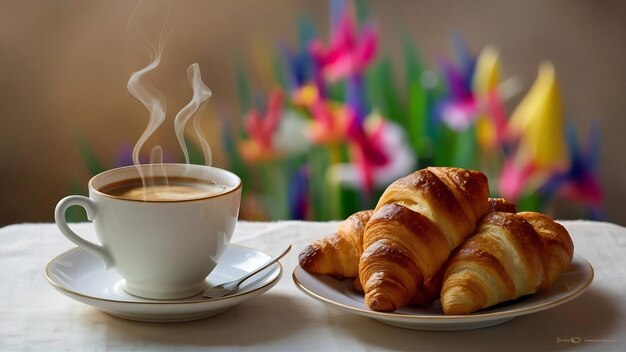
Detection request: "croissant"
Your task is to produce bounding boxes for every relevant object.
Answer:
[299,210,373,278]
[488,197,517,213]
[518,211,574,289]
[409,197,519,306]
[359,167,490,311]
[440,211,574,315]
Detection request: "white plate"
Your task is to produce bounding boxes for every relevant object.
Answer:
[293,254,593,331]
[46,245,282,322]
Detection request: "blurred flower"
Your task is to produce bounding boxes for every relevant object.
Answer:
[238,90,284,163]
[499,157,538,202]
[292,83,319,107]
[472,47,509,150]
[309,100,351,145]
[288,166,310,220]
[499,62,569,200]
[438,63,477,131]
[439,45,514,147]
[239,106,312,165]
[343,81,390,192]
[293,83,350,145]
[330,113,415,191]
[272,108,313,155]
[309,1,377,82]
[507,62,568,169]
[541,123,604,218]
[281,43,313,94]
[437,35,477,131]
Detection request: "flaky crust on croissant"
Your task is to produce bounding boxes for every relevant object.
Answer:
[517,212,574,289]
[407,197,519,307]
[359,167,490,311]
[488,197,517,213]
[299,210,373,278]
[440,211,574,315]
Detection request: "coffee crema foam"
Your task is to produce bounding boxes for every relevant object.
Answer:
[100,177,231,201]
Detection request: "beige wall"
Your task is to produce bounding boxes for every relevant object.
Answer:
[1,0,624,226]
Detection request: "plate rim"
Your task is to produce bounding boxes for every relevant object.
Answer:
[292,253,594,324]
[45,244,282,306]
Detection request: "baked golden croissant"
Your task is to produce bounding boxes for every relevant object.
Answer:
[440,211,574,315]
[410,197,519,306]
[359,167,490,311]
[488,197,517,213]
[518,211,574,290]
[299,210,373,278]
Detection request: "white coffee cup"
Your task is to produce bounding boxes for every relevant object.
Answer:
[55,163,242,300]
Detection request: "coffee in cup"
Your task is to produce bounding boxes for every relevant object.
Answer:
[55,163,242,300]
[99,176,231,202]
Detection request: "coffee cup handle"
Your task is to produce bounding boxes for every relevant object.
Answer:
[54,195,114,269]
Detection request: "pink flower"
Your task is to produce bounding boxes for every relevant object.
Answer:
[329,114,415,194]
[479,88,509,148]
[440,96,479,131]
[309,100,350,144]
[309,4,377,82]
[292,83,350,145]
[473,46,509,149]
[238,90,284,163]
[499,157,537,201]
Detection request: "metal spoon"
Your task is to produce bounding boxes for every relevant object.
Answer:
[202,244,291,299]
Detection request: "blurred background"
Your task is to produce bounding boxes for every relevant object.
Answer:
[1,0,624,226]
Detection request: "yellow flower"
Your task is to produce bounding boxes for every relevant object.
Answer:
[473,46,501,95]
[472,46,501,150]
[292,83,319,107]
[508,62,568,170]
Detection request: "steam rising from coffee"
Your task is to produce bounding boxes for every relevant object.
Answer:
[126,1,215,198]
[174,64,212,165]
[127,0,173,167]
[126,44,167,167]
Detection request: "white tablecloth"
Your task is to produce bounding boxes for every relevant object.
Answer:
[1,220,624,351]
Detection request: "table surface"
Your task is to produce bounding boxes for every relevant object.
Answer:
[1,220,624,352]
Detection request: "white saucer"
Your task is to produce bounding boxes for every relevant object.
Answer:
[293,254,593,331]
[45,245,282,322]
